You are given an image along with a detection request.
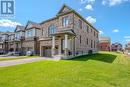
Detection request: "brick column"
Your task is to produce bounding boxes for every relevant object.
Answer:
[65,34,68,56]
[58,37,61,55]
[52,36,55,57]
[40,46,43,57]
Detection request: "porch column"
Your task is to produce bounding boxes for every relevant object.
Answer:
[72,37,75,56]
[40,46,43,57]
[65,34,68,56]
[52,36,55,57]
[58,37,61,55]
[14,42,16,52]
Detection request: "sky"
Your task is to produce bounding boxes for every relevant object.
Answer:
[0,0,130,46]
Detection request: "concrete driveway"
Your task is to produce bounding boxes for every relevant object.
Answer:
[0,58,45,67]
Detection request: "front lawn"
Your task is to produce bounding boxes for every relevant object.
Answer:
[0,52,130,87]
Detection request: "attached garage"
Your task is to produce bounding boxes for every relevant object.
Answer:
[43,46,52,57]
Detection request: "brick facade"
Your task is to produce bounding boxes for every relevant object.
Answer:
[0,5,99,59]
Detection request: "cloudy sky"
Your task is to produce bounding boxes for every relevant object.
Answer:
[0,0,130,45]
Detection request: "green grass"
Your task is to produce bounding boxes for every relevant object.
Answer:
[0,52,130,87]
[0,56,37,61]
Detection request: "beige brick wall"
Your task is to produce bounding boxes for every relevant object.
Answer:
[73,13,98,54]
[22,41,34,48]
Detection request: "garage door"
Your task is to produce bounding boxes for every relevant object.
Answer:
[43,47,52,57]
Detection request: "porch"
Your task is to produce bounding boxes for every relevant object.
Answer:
[40,29,76,59]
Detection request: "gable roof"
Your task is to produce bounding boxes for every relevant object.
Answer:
[25,21,41,29]
[57,4,73,15]
[15,25,25,32]
[1,32,15,35]
[41,4,99,32]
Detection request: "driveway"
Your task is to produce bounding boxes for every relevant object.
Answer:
[0,58,45,67]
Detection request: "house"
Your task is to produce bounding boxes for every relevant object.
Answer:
[0,32,4,54]
[111,42,122,52]
[0,32,15,54]
[0,5,99,59]
[14,25,25,55]
[39,5,99,59]
[98,37,111,51]
[125,42,130,55]
[14,21,41,55]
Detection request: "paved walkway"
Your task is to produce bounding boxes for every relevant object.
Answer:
[0,58,45,67]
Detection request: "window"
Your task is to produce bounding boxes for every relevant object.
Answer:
[16,32,21,39]
[91,28,92,32]
[48,25,56,36]
[94,31,95,36]
[80,35,81,44]
[77,19,82,29]
[87,38,88,45]
[87,25,89,33]
[91,40,93,48]
[83,24,88,32]
[94,41,95,48]
[62,16,69,27]
[26,29,34,37]
[96,33,98,38]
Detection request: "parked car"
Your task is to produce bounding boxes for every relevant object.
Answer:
[26,51,33,56]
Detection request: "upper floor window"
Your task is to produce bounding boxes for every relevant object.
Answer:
[80,35,81,44]
[87,26,89,33]
[62,16,69,27]
[2,35,8,41]
[77,19,82,29]
[96,33,98,38]
[91,28,92,32]
[9,35,14,41]
[16,32,21,39]
[48,25,56,36]
[26,29,34,37]
[94,31,95,36]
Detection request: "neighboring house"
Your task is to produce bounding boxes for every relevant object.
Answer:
[7,32,15,52]
[22,21,41,55]
[0,32,15,54]
[98,37,111,51]
[39,5,99,59]
[0,33,4,54]
[0,5,99,59]
[111,42,122,52]
[14,25,25,54]
[125,42,130,55]
[14,21,41,55]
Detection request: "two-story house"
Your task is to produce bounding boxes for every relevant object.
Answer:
[14,25,25,54]
[0,32,15,54]
[7,32,15,52]
[98,37,111,51]
[39,5,99,59]
[111,42,122,52]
